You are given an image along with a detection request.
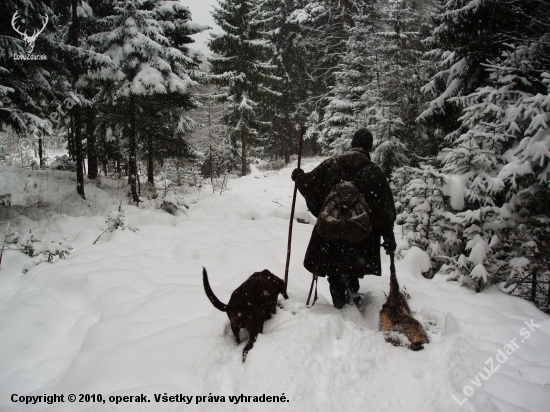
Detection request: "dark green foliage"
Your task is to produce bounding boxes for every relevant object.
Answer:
[209,0,279,175]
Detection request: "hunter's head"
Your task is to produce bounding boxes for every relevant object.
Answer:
[351,128,373,152]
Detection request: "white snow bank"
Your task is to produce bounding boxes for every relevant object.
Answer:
[399,246,432,278]
[441,174,468,210]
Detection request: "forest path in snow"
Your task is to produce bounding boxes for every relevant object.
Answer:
[0,160,549,412]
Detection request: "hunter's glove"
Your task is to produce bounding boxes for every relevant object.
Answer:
[291,168,304,182]
[382,232,397,255]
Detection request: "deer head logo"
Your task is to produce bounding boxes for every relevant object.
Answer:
[11,12,49,55]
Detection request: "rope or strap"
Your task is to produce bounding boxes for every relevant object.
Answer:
[306,274,318,307]
[390,252,396,278]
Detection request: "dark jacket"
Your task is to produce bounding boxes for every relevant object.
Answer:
[295,149,396,277]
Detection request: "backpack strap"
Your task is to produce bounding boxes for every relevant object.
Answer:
[352,162,371,180]
[336,154,371,183]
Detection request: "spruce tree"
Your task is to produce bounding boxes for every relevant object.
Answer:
[419,0,524,130]
[410,0,550,301]
[319,3,379,155]
[255,0,311,163]
[88,0,206,201]
[320,0,431,175]
[0,1,55,168]
[209,0,279,176]
[284,0,371,154]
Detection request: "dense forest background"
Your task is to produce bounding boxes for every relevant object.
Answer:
[0,0,549,312]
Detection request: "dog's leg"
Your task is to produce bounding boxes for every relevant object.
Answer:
[242,312,264,363]
[242,331,258,363]
[265,300,277,320]
[269,300,277,315]
[231,323,241,344]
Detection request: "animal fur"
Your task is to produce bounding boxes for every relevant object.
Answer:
[203,268,289,362]
[379,271,428,351]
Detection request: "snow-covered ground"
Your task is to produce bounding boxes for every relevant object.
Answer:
[1,160,549,412]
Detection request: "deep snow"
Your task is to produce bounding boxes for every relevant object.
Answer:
[0,160,549,412]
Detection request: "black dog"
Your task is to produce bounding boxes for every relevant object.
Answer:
[203,268,289,361]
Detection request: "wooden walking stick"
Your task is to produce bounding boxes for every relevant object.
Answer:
[284,125,305,292]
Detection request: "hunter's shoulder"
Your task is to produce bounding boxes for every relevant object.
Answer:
[367,162,386,178]
[311,156,338,172]
[343,151,388,181]
[340,150,376,170]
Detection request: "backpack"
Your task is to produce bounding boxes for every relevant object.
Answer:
[315,156,372,243]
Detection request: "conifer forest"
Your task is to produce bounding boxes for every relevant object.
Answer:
[1,1,550,319]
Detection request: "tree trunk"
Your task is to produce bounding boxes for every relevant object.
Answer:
[71,0,84,199]
[74,108,85,199]
[339,0,345,53]
[241,128,247,176]
[68,115,75,160]
[147,133,154,184]
[138,161,141,195]
[531,267,537,303]
[116,155,121,178]
[547,279,550,314]
[208,104,213,183]
[209,145,213,183]
[284,127,291,164]
[38,138,44,168]
[128,95,139,202]
[87,111,98,179]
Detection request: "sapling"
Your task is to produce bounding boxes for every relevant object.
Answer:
[94,204,138,244]
[0,193,11,207]
[18,231,40,257]
[40,240,73,263]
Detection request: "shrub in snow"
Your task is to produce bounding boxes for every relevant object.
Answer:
[18,231,40,257]
[95,205,138,244]
[0,193,12,207]
[3,224,18,246]
[440,232,502,292]
[141,182,158,200]
[49,155,76,172]
[157,194,188,215]
[155,173,173,197]
[106,205,137,232]
[500,216,550,312]
[40,240,73,263]
[393,165,453,275]
[10,229,73,272]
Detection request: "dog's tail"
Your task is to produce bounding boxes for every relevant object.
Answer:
[203,268,227,312]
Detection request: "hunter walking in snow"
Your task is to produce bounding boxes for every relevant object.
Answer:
[291,128,397,309]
